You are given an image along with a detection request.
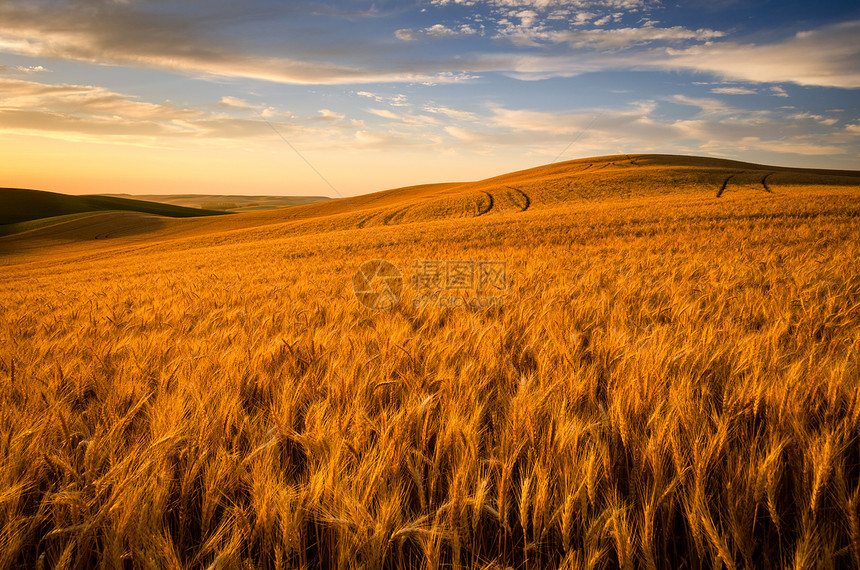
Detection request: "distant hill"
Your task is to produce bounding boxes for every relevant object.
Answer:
[3,154,859,245]
[222,153,860,228]
[99,194,331,213]
[0,187,230,230]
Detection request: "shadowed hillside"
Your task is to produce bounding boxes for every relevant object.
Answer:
[99,193,331,213]
[0,187,229,230]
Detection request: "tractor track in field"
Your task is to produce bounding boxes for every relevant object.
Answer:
[506,187,531,212]
[716,174,735,198]
[762,172,774,193]
[476,191,494,216]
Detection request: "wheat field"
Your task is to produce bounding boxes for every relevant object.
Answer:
[1,155,859,569]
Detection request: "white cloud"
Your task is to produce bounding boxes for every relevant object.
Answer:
[737,137,843,156]
[0,76,367,149]
[710,86,757,95]
[0,4,478,85]
[396,23,480,41]
[657,20,860,88]
[486,0,647,9]
[355,92,410,108]
[367,108,399,119]
[434,98,859,163]
[535,25,724,48]
[669,94,733,111]
[317,109,345,120]
[572,12,595,25]
[219,96,260,110]
[788,112,838,126]
[464,20,860,89]
[15,65,50,73]
[424,105,481,121]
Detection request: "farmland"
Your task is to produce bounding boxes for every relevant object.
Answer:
[1,154,859,568]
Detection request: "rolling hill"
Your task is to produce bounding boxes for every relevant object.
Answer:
[2,154,859,250]
[0,187,230,230]
[98,193,331,212]
[185,152,860,228]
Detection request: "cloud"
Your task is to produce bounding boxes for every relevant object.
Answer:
[4,0,855,93]
[424,105,481,121]
[395,23,479,41]
[356,91,411,107]
[709,86,757,95]
[367,108,399,119]
[219,96,261,110]
[669,94,733,111]
[16,65,50,73]
[317,109,346,121]
[534,25,724,49]
[736,137,843,156]
[434,98,858,163]
[0,76,367,149]
[0,77,202,121]
[433,0,647,9]
[465,20,860,89]
[788,112,838,126]
[0,64,51,74]
[432,0,656,45]
[656,20,860,89]
[0,2,477,85]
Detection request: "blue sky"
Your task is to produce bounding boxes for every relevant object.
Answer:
[1,0,859,196]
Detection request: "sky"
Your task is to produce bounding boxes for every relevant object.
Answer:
[1,0,859,198]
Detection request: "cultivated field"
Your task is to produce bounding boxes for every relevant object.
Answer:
[1,155,859,569]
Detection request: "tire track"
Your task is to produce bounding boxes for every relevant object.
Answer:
[762,172,774,193]
[476,191,494,216]
[381,207,408,225]
[716,174,735,198]
[506,187,531,212]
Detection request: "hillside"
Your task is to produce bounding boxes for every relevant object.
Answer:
[0,187,230,229]
[98,193,332,212]
[188,153,860,229]
[2,154,859,253]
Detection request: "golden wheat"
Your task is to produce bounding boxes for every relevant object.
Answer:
[0,165,859,568]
